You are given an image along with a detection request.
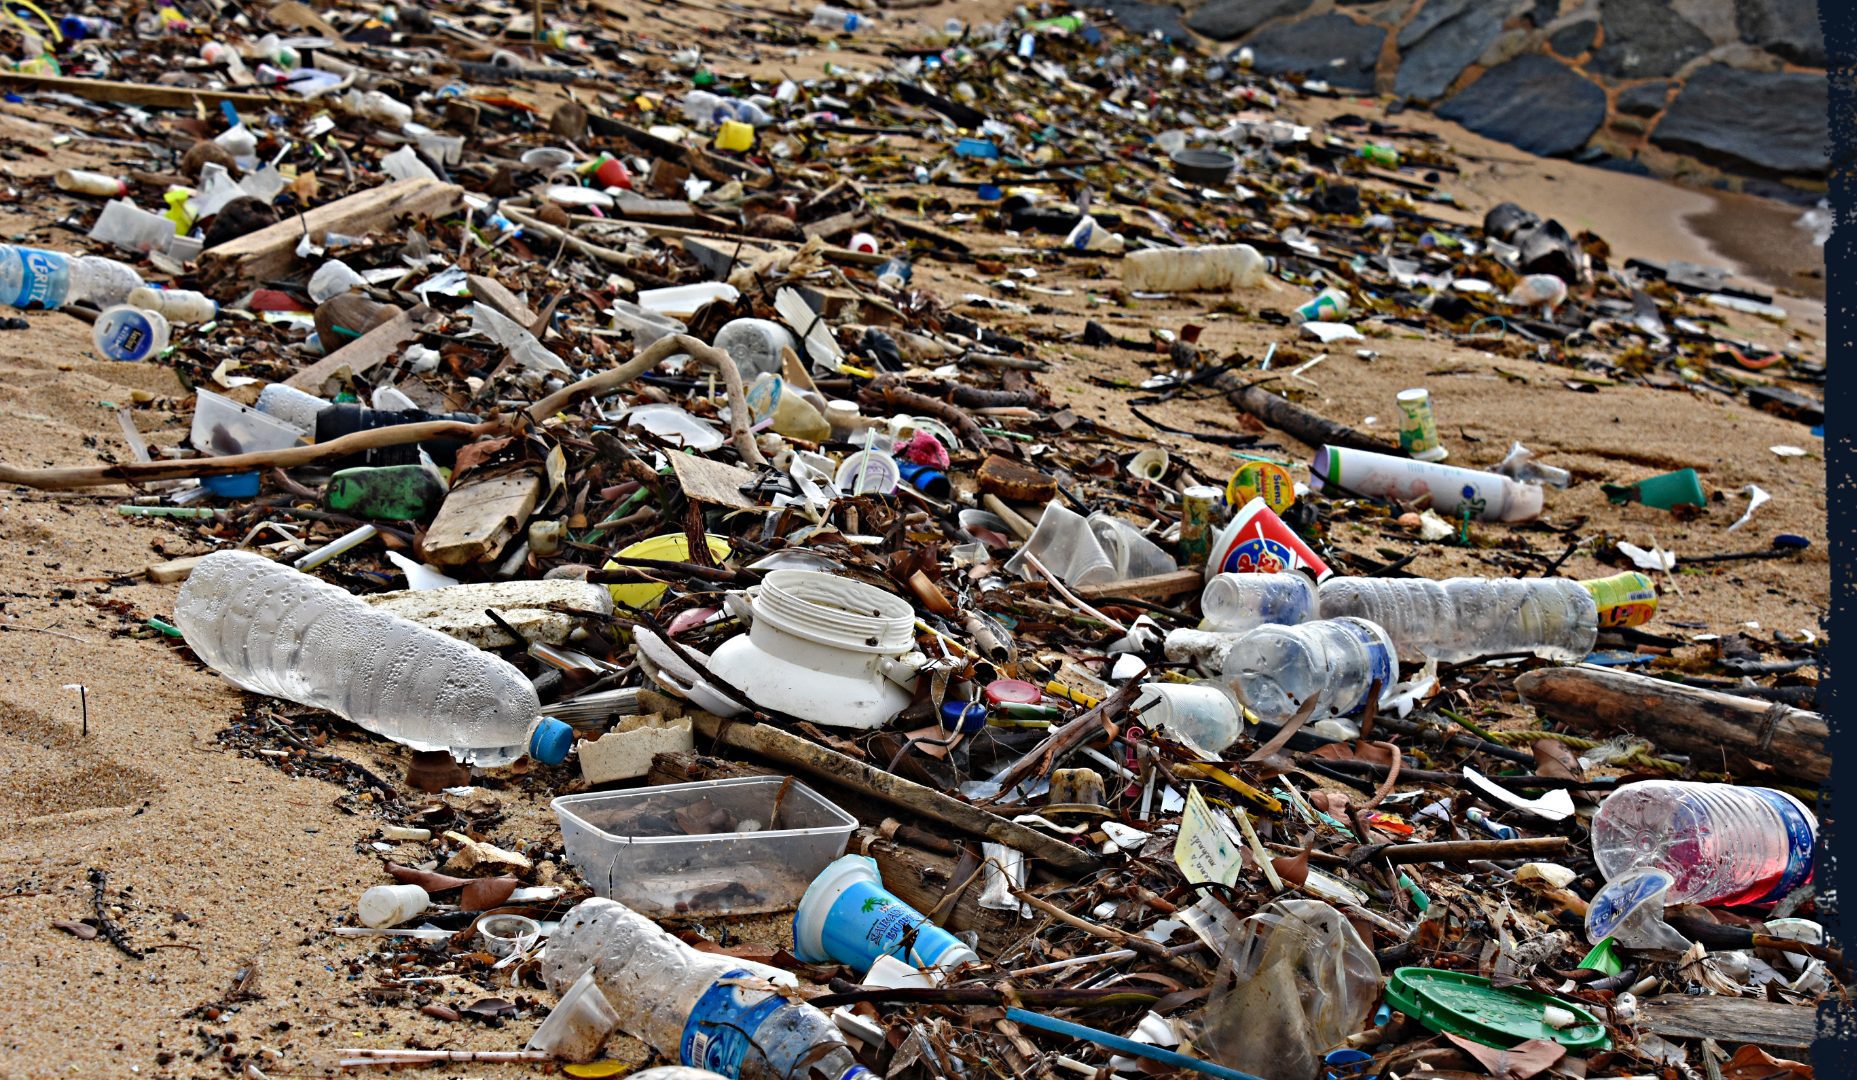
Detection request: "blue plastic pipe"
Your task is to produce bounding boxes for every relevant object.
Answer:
[1003,1007,1267,1080]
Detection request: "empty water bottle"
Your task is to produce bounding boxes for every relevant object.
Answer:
[1591,781,1817,907]
[1316,577,1597,664]
[1218,617,1396,723]
[809,4,871,31]
[0,244,143,311]
[173,550,572,767]
[543,898,873,1080]
[1201,572,1316,634]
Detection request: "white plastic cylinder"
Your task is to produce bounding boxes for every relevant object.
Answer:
[358,883,429,927]
[1310,446,1544,522]
[1123,244,1270,293]
[91,304,170,362]
[55,169,127,197]
[712,318,794,380]
[255,383,331,434]
[129,286,217,324]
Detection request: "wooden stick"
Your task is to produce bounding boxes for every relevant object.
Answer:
[0,71,279,108]
[982,680,1144,802]
[1012,889,1206,979]
[284,305,430,392]
[1211,370,1400,454]
[527,334,765,467]
[688,712,1099,875]
[1075,569,1204,601]
[0,421,500,492]
[1516,665,1827,783]
[1357,836,1568,866]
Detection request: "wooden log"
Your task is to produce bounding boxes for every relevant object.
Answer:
[284,305,430,393]
[1210,371,1401,454]
[1639,995,1818,1050]
[687,713,1099,876]
[1075,569,1204,601]
[464,275,537,327]
[1515,665,1827,784]
[200,178,464,287]
[0,72,277,108]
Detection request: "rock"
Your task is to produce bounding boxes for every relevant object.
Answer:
[1395,1,1508,101]
[1616,80,1671,115]
[1547,18,1596,56]
[1184,0,1311,40]
[580,716,695,784]
[1437,55,1607,157]
[363,580,614,648]
[1242,14,1388,91]
[1397,0,1472,48]
[1734,0,1825,67]
[1588,0,1713,79]
[1076,0,1187,38]
[1651,65,1829,175]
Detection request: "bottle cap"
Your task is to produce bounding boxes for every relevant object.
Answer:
[529,716,574,765]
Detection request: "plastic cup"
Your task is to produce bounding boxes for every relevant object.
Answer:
[1206,497,1331,581]
[1632,468,1706,510]
[477,913,541,957]
[1324,1048,1376,1080]
[793,855,979,974]
[526,968,621,1063]
[1132,682,1242,756]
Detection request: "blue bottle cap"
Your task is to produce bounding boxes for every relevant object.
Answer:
[939,700,987,733]
[528,716,574,765]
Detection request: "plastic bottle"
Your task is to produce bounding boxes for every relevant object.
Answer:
[313,404,483,468]
[129,285,218,324]
[91,304,170,361]
[359,883,429,927]
[809,4,872,32]
[54,169,127,197]
[1310,446,1545,523]
[1217,617,1395,723]
[1201,572,1316,634]
[543,898,874,1080]
[713,318,794,381]
[1315,576,1596,664]
[1123,244,1271,293]
[256,383,331,434]
[0,244,142,310]
[1591,781,1817,907]
[173,550,573,768]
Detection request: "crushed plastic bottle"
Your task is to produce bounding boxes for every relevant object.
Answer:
[543,898,874,1080]
[1123,244,1271,293]
[1591,781,1817,907]
[173,550,572,767]
[0,244,143,311]
[1218,617,1395,722]
[1316,577,1598,664]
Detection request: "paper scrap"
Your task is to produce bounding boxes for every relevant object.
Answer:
[1174,786,1242,888]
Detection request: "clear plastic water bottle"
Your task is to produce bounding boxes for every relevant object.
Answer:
[1217,617,1395,722]
[0,244,143,310]
[1201,572,1316,634]
[1316,577,1597,664]
[173,550,572,767]
[1591,781,1817,907]
[808,4,870,31]
[543,898,874,1080]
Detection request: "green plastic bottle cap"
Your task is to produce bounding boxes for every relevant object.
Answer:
[1385,967,1611,1051]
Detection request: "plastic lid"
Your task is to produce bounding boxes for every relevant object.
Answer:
[984,679,1043,706]
[1586,868,1672,943]
[939,700,986,733]
[529,716,575,765]
[1385,967,1609,1051]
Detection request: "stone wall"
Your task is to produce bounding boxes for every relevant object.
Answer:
[1080,0,1831,188]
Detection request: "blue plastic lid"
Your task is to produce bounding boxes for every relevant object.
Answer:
[201,471,260,497]
[529,716,574,765]
[939,700,987,733]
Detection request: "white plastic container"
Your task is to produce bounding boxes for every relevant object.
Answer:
[191,388,305,455]
[712,317,795,381]
[1133,682,1243,757]
[1311,446,1544,522]
[637,282,740,318]
[91,304,170,362]
[706,570,922,729]
[1123,244,1270,293]
[54,169,127,197]
[528,968,622,1063]
[358,883,429,927]
[129,285,217,324]
[552,775,857,916]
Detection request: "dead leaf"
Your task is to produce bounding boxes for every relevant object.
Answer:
[387,863,473,893]
[460,997,517,1019]
[1445,1034,1566,1080]
[52,919,97,940]
[1531,740,1584,781]
[1721,1043,1812,1080]
[1271,846,1311,889]
[459,876,519,911]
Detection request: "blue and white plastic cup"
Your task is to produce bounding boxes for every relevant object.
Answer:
[793,855,979,974]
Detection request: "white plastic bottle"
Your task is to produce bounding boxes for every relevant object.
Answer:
[1310,446,1545,523]
[1123,244,1271,293]
[173,550,572,767]
[1591,781,1817,907]
[130,285,218,323]
[809,4,872,31]
[1217,617,1395,723]
[54,169,127,197]
[358,883,429,927]
[1316,577,1597,664]
[543,898,874,1080]
[92,304,170,361]
[0,244,143,310]
[1201,572,1316,634]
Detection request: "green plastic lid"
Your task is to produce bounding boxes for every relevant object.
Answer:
[1385,967,1611,1051]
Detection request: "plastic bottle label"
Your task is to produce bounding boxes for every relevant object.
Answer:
[1581,572,1657,629]
[0,247,70,309]
[95,308,160,361]
[680,970,787,1077]
[1747,789,1816,904]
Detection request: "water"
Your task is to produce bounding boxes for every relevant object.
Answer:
[1591,780,1817,907]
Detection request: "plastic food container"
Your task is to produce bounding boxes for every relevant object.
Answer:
[552,775,857,917]
[191,389,306,457]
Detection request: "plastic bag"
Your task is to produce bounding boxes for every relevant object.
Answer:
[1192,898,1380,1080]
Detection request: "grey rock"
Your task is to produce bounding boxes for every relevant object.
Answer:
[1651,64,1829,175]
[1615,79,1670,115]
[1436,54,1606,156]
[1547,17,1596,55]
[1242,14,1388,90]
[1397,0,1472,46]
[1183,0,1310,40]
[1734,0,1824,67]
[1395,2,1507,101]
[1076,0,1188,38]
[1588,0,1713,78]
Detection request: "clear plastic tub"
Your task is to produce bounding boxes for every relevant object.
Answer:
[191,388,305,456]
[552,775,857,917]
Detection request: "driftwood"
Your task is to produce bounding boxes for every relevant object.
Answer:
[1075,569,1205,601]
[200,178,464,286]
[527,334,765,467]
[1639,995,1818,1050]
[1515,665,1827,783]
[0,71,278,108]
[284,305,431,392]
[1210,371,1400,454]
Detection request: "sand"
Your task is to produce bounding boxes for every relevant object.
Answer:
[0,9,1827,1078]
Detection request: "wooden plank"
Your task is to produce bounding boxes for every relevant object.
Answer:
[801,207,872,242]
[146,555,207,584]
[0,72,277,109]
[200,178,464,286]
[1516,665,1827,784]
[465,275,537,327]
[1640,995,1818,1050]
[283,305,430,392]
[421,470,543,567]
[1075,569,1204,601]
